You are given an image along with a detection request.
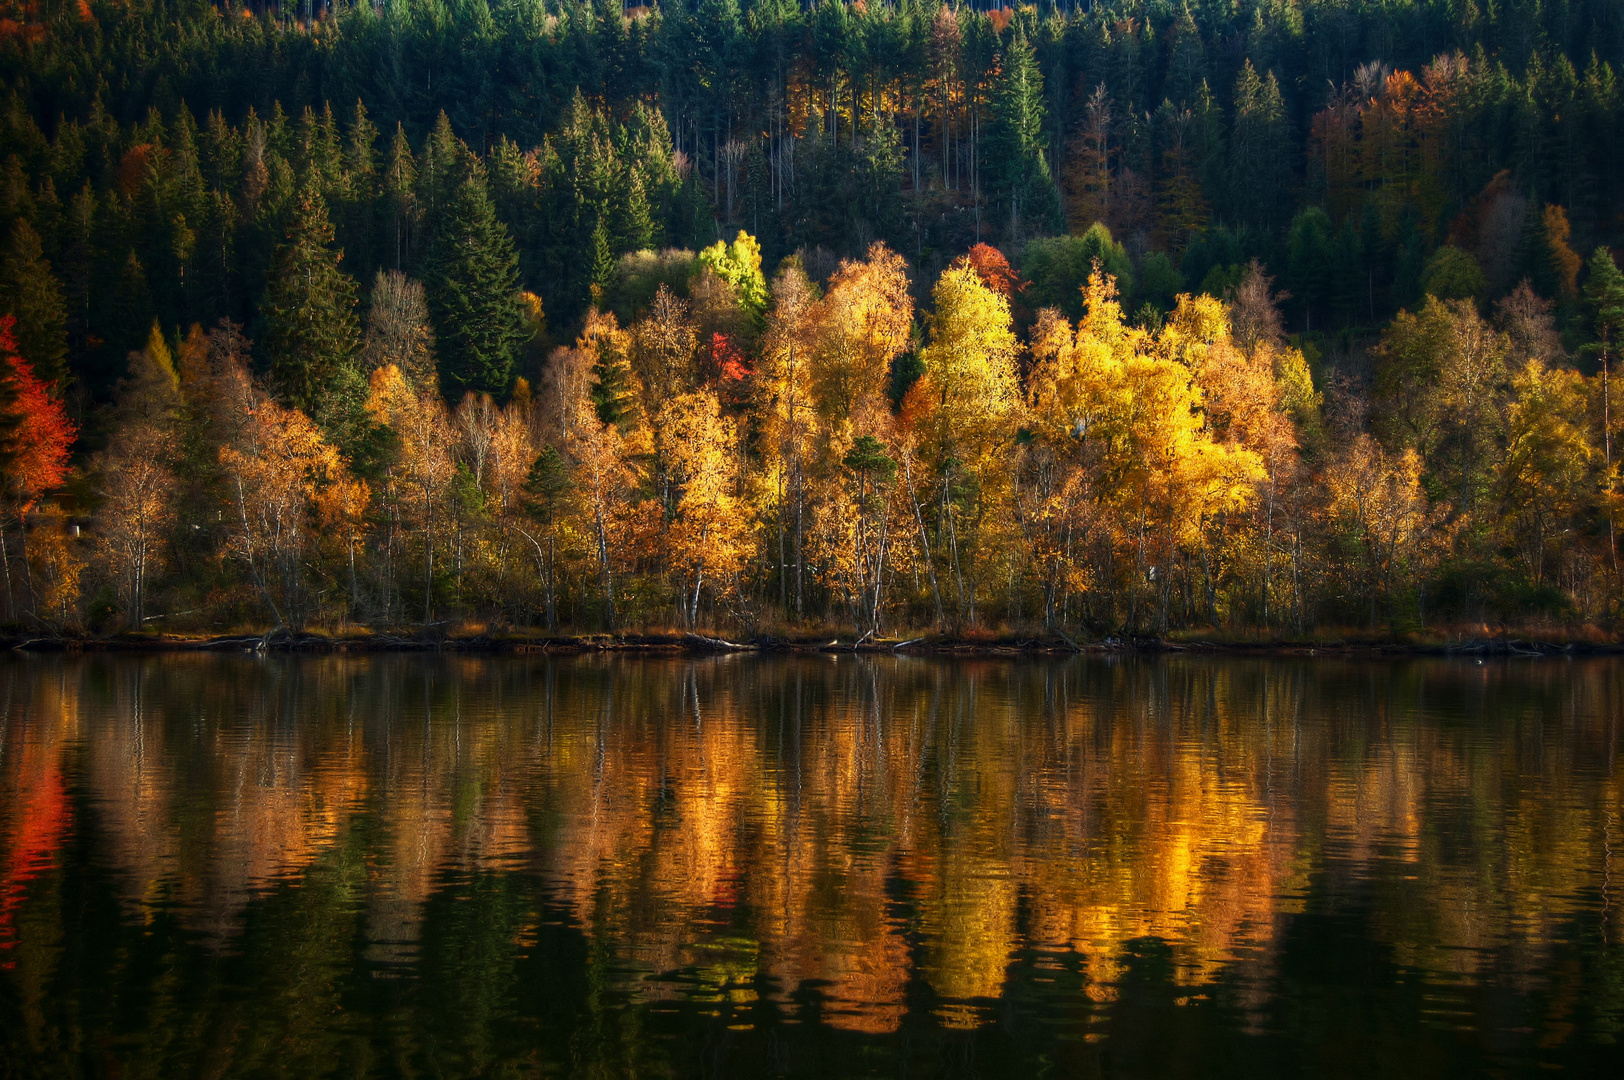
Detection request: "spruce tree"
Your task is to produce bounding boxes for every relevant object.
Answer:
[588,327,638,430]
[0,219,68,387]
[425,174,526,399]
[1229,61,1289,229]
[383,122,417,270]
[417,112,470,231]
[261,178,362,415]
[1586,247,1624,353]
[988,25,1062,238]
[345,99,378,193]
[589,213,617,305]
[614,170,656,254]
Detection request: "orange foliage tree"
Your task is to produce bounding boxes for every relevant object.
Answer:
[0,314,76,621]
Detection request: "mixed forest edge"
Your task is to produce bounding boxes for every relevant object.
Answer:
[4,0,1624,646]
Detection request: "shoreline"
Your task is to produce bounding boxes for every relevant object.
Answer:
[3,630,1618,659]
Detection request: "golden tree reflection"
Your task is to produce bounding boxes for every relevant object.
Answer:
[1,654,1621,1040]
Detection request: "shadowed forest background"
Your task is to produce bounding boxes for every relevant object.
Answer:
[3,0,1624,637]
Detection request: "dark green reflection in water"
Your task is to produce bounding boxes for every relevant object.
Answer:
[2,654,1623,1078]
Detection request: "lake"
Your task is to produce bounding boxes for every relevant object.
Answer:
[1,653,1622,1078]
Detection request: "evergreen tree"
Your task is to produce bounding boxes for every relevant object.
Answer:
[417,112,471,231]
[384,122,418,271]
[94,252,153,391]
[988,25,1062,239]
[1228,61,1290,230]
[614,170,657,254]
[523,445,573,522]
[1162,8,1207,108]
[261,179,362,415]
[345,100,378,193]
[0,219,68,387]
[425,175,526,400]
[1287,208,1336,331]
[587,316,639,430]
[1518,201,1584,303]
[1585,247,1624,357]
[589,213,617,305]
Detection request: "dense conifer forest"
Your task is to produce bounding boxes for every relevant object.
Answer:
[2,0,1624,637]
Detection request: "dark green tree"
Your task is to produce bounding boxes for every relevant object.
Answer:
[425,175,526,400]
[0,219,68,387]
[589,328,638,431]
[1228,61,1290,230]
[988,25,1062,239]
[614,170,656,255]
[589,213,617,306]
[1287,208,1336,331]
[383,122,418,271]
[261,179,362,415]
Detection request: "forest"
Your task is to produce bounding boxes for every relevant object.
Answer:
[2,0,1624,638]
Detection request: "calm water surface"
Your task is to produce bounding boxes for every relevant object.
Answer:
[2,653,1623,1078]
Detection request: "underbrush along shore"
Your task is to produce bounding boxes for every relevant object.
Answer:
[1,629,1618,657]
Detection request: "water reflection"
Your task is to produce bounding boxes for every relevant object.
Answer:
[2,654,1622,1076]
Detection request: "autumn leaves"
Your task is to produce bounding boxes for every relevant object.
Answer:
[520,238,1292,637]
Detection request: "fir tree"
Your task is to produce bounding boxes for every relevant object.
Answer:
[523,445,573,521]
[588,322,638,430]
[261,179,362,415]
[425,175,526,400]
[383,122,417,271]
[417,111,470,230]
[589,213,617,305]
[1228,61,1290,229]
[0,219,68,387]
[988,25,1062,239]
[345,99,378,194]
[614,170,656,254]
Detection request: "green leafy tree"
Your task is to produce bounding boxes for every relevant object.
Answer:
[1022,224,1133,321]
[1421,245,1488,303]
[697,231,767,316]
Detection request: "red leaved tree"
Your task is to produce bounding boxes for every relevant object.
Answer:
[953,243,1024,297]
[0,314,77,621]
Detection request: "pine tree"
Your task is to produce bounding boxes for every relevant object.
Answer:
[589,213,617,305]
[988,25,1062,239]
[417,111,470,230]
[345,99,378,194]
[261,179,362,415]
[1229,61,1289,229]
[614,170,656,254]
[0,219,68,388]
[1287,208,1336,332]
[384,122,417,270]
[1163,8,1207,109]
[425,175,527,400]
